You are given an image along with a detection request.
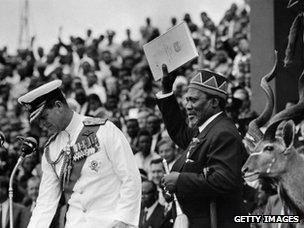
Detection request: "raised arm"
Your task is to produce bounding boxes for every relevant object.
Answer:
[156,64,197,150]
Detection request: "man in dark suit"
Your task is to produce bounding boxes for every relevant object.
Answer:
[0,176,30,228]
[156,65,249,228]
[140,180,172,228]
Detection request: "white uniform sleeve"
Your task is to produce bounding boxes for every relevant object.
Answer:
[97,121,141,226]
[27,153,61,228]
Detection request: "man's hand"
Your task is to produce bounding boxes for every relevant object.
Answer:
[162,172,180,193]
[161,64,178,94]
[110,220,129,228]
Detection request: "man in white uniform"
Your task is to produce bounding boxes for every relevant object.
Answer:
[18,80,141,228]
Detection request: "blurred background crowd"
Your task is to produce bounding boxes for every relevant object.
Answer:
[0,2,280,227]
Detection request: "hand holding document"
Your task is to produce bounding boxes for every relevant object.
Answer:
[143,22,198,81]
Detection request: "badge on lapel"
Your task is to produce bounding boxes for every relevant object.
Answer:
[186,137,201,161]
[89,160,101,173]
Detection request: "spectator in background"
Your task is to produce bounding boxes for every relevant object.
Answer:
[148,158,168,207]
[0,176,30,228]
[139,180,167,228]
[137,108,152,130]
[99,30,121,60]
[140,17,159,45]
[22,176,41,213]
[149,158,164,187]
[98,50,114,81]
[170,17,177,28]
[86,93,106,117]
[197,35,215,68]
[126,118,140,153]
[147,113,163,153]
[86,71,107,105]
[157,137,178,171]
[199,12,216,38]
[210,50,232,77]
[230,87,257,136]
[17,155,37,196]
[232,37,250,80]
[0,147,9,176]
[85,29,93,46]
[61,74,73,98]
[134,129,160,173]
[122,28,138,51]
[74,87,88,115]
[183,13,198,33]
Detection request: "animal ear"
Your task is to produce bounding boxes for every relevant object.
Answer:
[282,120,295,149]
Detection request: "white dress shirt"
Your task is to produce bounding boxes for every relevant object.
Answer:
[28,112,141,228]
[198,112,222,133]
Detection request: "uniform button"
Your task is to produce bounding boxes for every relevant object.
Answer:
[80,190,83,194]
[83,208,87,213]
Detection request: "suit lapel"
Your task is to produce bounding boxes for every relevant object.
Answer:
[186,112,226,160]
[173,113,226,172]
[145,203,163,227]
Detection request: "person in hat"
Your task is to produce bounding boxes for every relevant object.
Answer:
[156,65,249,228]
[18,80,141,228]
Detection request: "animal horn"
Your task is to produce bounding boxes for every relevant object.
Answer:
[269,69,304,125]
[265,69,304,140]
[247,51,278,143]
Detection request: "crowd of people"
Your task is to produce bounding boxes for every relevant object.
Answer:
[0,2,281,227]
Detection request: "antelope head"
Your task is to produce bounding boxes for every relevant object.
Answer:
[242,65,304,184]
[242,120,297,182]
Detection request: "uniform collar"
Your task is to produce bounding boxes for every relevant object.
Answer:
[64,112,83,137]
[61,112,83,144]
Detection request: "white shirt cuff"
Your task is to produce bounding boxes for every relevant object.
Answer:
[156,91,174,99]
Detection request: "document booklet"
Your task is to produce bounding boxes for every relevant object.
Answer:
[143,22,198,81]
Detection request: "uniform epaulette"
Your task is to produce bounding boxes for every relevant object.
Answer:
[45,133,58,148]
[83,118,108,126]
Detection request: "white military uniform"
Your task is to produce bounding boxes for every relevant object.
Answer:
[28,112,141,228]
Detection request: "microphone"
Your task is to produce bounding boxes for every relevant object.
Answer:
[17,136,37,157]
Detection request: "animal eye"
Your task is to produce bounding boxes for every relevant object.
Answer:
[264,145,273,151]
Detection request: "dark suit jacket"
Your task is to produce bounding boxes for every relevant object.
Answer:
[139,203,172,228]
[157,95,249,228]
[3,202,30,228]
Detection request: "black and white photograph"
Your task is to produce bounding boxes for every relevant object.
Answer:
[1,0,304,227]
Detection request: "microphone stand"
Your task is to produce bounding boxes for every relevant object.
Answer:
[8,137,37,228]
[9,155,26,228]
